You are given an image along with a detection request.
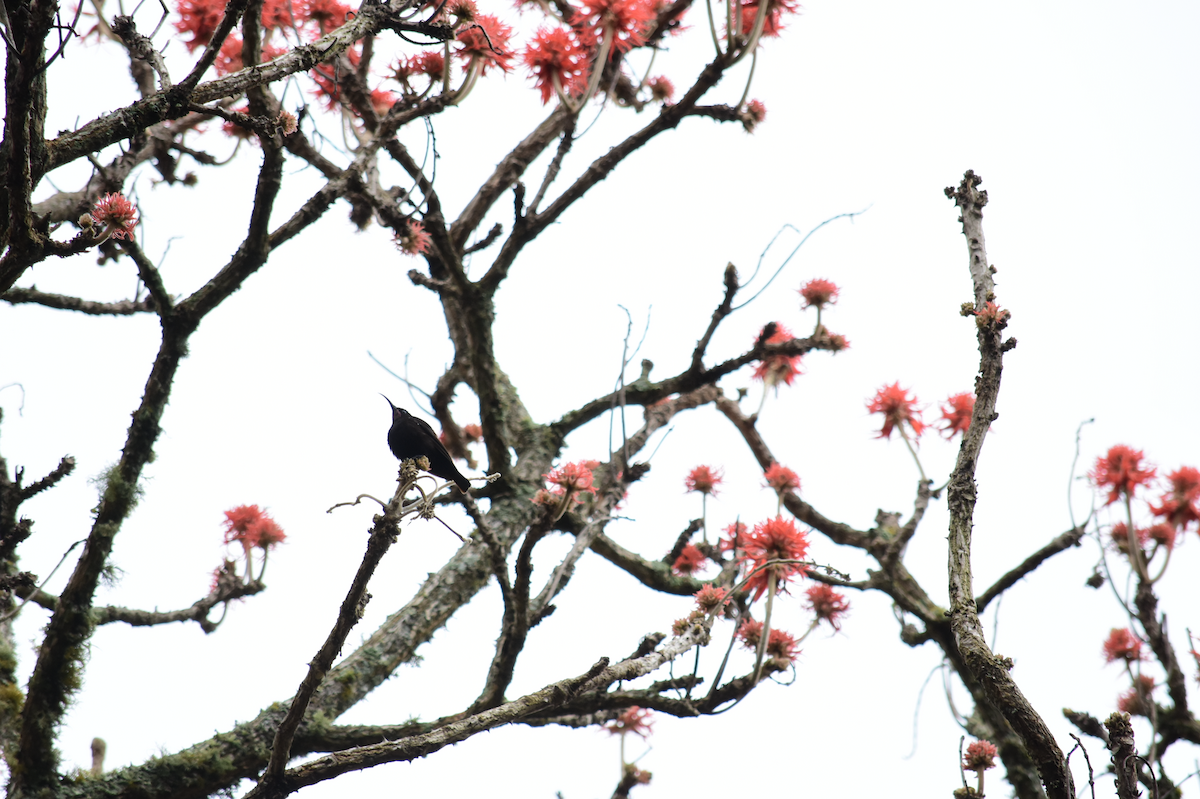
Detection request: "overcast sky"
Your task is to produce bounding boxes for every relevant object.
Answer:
[4,1,1199,797]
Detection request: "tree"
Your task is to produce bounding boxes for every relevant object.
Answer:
[2,0,1199,798]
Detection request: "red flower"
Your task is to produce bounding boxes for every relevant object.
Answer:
[804,583,849,630]
[1150,466,1200,532]
[646,75,673,102]
[1108,522,1149,556]
[91,193,138,240]
[743,99,766,132]
[798,278,839,310]
[1117,675,1157,717]
[693,585,730,615]
[395,219,431,256]
[531,486,566,506]
[825,331,850,351]
[752,322,803,389]
[684,465,723,496]
[222,505,286,551]
[736,620,800,663]
[763,462,800,494]
[260,0,295,32]
[574,0,656,57]
[298,0,352,33]
[462,423,483,443]
[1102,628,1144,664]
[605,706,653,738]
[938,392,975,439]
[370,88,396,114]
[523,26,588,103]
[867,382,925,440]
[173,0,226,50]
[972,301,1011,329]
[718,521,747,553]
[738,516,809,601]
[672,543,707,576]
[1146,522,1176,551]
[456,14,514,74]
[962,740,997,771]
[732,0,800,38]
[1090,445,1156,505]
[545,461,599,495]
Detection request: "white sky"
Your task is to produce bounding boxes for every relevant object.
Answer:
[3,0,1199,797]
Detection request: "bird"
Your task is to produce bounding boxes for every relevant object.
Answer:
[382,396,471,492]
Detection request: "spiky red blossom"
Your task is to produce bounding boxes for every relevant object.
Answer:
[732,0,800,39]
[456,14,514,74]
[962,740,997,771]
[223,505,286,551]
[173,0,225,50]
[442,0,478,24]
[524,26,588,103]
[647,75,674,102]
[1146,522,1176,550]
[605,706,653,738]
[575,0,656,57]
[260,0,295,32]
[736,620,800,663]
[938,392,975,439]
[394,219,431,256]
[1109,522,1149,556]
[745,99,766,125]
[298,0,352,33]
[462,423,483,443]
[545,460,599,495]
[1151,466,1200,532]
[738,516,809,600]
[804,583,850,630]
[672,543,707,576]
[1090,445,1156,505]
[684,464,723,495]
[694,584,730,615]
[798,278,839,310]
[973,300,1011,328]
[1117,674,1157,717]
[216,35,286,76]
[92,193,139,240]
[867,382,925,440]
[825,331,849,351]
[531,486,566,506]
[718,521,747,553]
[763,462,800,494]
[752,323,803,389]
[1103,628,1144,664]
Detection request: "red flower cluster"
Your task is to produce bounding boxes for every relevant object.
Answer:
[738,516,809,600]
[534,460,601,508]
[867,382,925,440]
[605,706,653,738]
[91,193,138,240]
[1102,628,1144,664]
[524,26,589,103]
[672,543,707,576]
[972,300,1011,329]
[798,278,839,310]
[718,521,747,552]
[763,462,800,494]
[457,14,515,74]
[394,219,432,256]
[804,583,850,630]
[732,0,801,38]
[693,584,730,615]
[574,0,656,56]
[962,740,997,771]
[1117,674,1156,717]
[1090,445,1156,505]
[1151,466,1200,532]
[462,423,483,443]
[752,322,803,389]
[223,505,286,552]
[938,392,975,439]
[684,464,723,495]
[736,619,800,663]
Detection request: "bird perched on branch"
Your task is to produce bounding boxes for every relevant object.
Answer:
[382,396,471,492]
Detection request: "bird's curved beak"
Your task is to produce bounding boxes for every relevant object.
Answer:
[381,394,397,411]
